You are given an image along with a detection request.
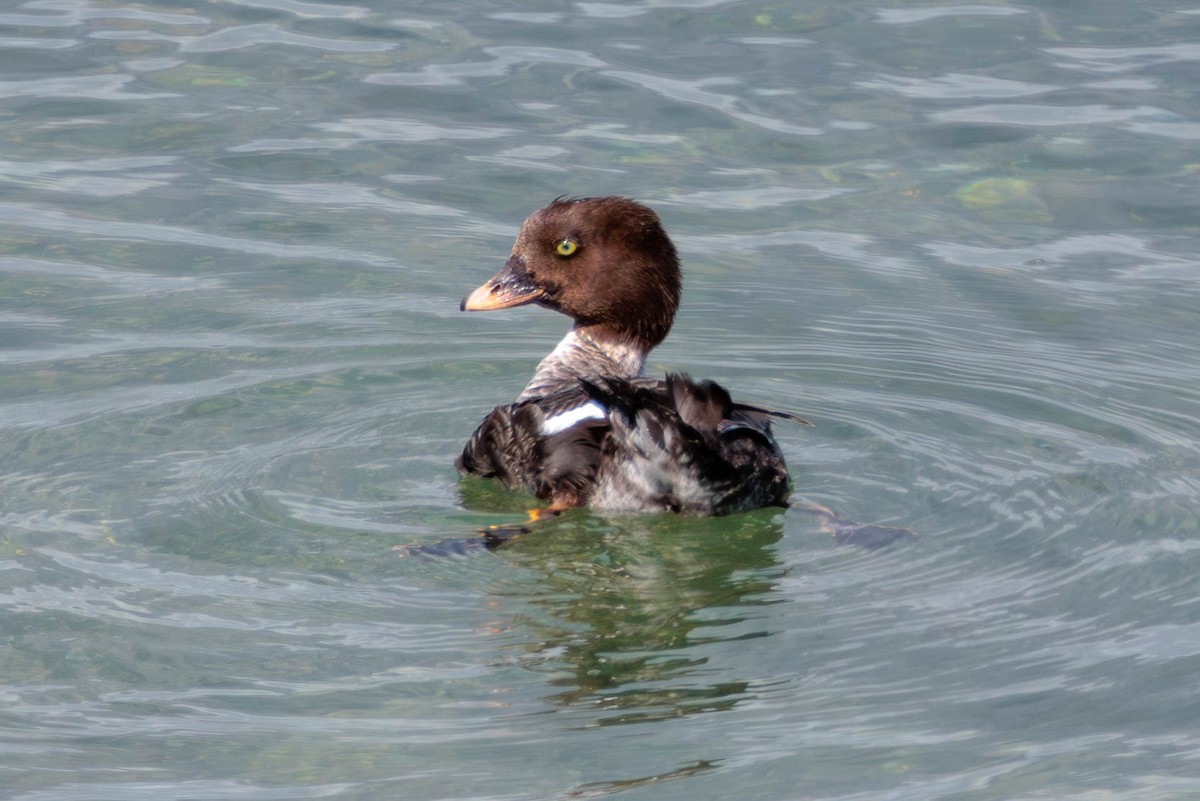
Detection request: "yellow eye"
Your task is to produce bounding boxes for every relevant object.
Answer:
[555,239,578,257]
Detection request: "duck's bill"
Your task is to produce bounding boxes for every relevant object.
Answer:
[460,262,544,311]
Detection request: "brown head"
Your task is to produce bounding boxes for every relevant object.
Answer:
[461,197,682,351]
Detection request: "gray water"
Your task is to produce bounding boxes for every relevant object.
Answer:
[2,1,1199,799]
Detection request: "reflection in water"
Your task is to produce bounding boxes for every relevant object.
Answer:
[488,511,786,725]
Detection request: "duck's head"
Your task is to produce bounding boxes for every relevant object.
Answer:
[461,197,682,351]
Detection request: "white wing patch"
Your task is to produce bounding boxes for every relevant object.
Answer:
[540,400,608,436]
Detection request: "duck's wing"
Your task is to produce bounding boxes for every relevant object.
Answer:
[728,401,813,428]
[606,376,812,427]
[456,401,539,486]
[456,386,609,508]
[581,373,793,515]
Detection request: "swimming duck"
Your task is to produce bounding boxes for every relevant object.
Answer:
[456,196,809,518]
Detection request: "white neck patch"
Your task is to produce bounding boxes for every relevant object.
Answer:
[519,328,646,402]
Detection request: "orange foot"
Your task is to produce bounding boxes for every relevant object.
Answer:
[481,502,571,545]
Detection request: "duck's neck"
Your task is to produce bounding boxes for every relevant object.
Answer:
[518,326,647,401]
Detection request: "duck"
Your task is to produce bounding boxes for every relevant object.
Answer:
[456,196,810,518]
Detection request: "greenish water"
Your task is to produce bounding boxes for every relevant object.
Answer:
[2,1,1199,799]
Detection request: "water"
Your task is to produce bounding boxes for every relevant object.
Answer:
[2,1,1199,799]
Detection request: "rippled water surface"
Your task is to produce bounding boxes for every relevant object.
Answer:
[3,1,1199,799]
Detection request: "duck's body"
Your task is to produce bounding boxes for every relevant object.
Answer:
[456,197,804,517]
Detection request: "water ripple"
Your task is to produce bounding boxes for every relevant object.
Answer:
[925,233,1200,289]
[10,781,353,801]
[564,123,685,144]
[223,180,467,219]
[0,35,75,49]
[603,70,822,136]
[859,72,1059,99]
[231,115,518,154]
[1047,42,1200,73]
[178,23,392,54]
[930,103,1183,133]
[876,5,1028,24]
[0,357,355,428]
[661,186,851,209]
[2,2,205,27]
[578,0,736,19]
[222,0,369,19]
[20,548,470,623]
[0,75,179,101]
[367,45,607,87]
[0,156,181,197]
[314,116,515,143]
[685,228,922,277]
[0,255,221,297]
[86,24,393,53]
[0,202,395,266]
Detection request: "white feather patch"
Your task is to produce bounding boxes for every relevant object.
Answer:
[540,400,607,436]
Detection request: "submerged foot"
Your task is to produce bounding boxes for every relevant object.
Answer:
[396,504,566,558]
[800,503,916,549]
